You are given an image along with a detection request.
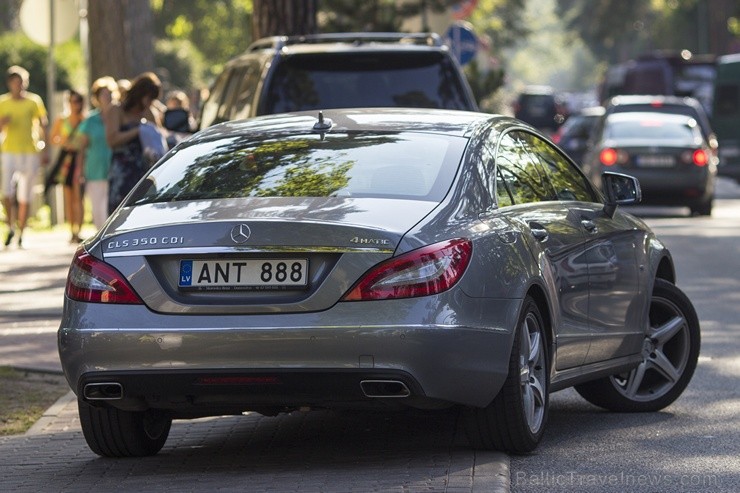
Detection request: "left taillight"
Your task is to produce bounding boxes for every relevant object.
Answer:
[342,238,472,301]
[65,247,143,304]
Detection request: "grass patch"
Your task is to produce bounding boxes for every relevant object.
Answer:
[0,366,71,436]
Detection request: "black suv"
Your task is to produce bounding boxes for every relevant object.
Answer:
[199,32,478,128]
[513,85,568,134]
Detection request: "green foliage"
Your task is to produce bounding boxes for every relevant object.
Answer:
[154,39,207,92]
[0,32,81,102]
[556,0,653,63]
[319,0,454,32]
[464,59,505,112]
[152,0,253,79]
[467,0,528,50]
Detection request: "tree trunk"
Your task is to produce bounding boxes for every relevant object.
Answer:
[124,0,156,76]
[0,0,22,32]
[87,0,154,81]
[252,0,317,40]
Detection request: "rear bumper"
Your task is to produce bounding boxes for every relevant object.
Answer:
[624,168,715,205]
[58,297,521,412]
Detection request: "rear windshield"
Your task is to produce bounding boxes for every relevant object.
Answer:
[610,103,699,121]
[609,102,710,138]
[262,52,474,114]
[127,132,467,205]
[605,119,699,141]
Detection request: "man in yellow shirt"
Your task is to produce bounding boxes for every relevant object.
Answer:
[0,65,48,248]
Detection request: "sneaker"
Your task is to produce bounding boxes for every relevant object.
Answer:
[3,230,14,247]
[17,236,22,249]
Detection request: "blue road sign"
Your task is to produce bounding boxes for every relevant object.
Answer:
[444,22,478,65]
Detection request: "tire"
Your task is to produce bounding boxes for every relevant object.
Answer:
[463,297,549,454]
[575,279,700,412]
[78,399,172,457]
[690,199,713,216]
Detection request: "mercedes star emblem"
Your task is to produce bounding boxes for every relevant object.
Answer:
[230,224,251,244]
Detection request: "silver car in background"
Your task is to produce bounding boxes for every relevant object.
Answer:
[582,111,717,215]
[59,108,700,457]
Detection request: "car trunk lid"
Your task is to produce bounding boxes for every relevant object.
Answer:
[98,197,439,314]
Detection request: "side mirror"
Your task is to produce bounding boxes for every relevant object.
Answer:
[602,171,641,217]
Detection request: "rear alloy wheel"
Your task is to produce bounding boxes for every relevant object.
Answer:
[575,279,700,412]
[78,399,172,457]
[463,297,549,454]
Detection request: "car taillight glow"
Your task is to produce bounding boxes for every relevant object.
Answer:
[65,248,143,304]
[342,238,472,301]
[600,148,618,166]
[692,149,708,166]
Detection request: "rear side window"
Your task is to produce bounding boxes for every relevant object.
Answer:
[263,52,473,114]
[199,70,231,129]
[519,133,596,202]
[128,132,467,205]
[495,132,557,205]
[229,61,263,121]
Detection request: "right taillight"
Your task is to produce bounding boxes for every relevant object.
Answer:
[65,247,143,304]
[342,239,472,301]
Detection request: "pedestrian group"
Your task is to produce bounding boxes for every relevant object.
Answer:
[0,66,192,248]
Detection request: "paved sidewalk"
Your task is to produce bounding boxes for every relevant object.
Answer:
[1,228,80,373]
[0,228,511,493]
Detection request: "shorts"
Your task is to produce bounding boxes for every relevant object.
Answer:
[1,152,41,204]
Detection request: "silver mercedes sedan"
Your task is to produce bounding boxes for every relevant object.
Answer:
[58,108,700,457]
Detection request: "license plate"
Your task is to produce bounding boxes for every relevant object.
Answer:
[179,259,309,291]
[636,155,676,167]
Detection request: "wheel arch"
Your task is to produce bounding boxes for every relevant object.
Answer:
[655,254,676,285]
[526,283,554,358]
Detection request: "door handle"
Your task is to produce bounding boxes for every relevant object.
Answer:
[581,219,597,233]
[529,224,550,242]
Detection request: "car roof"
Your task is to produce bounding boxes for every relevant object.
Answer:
[194,108,505,142]
[606,94,703,109]
[576,106,606,117]
[247,32,447,54]
[519,85,555,96]
[606,111,699,124]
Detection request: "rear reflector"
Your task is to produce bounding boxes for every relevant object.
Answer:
[195,376,281,385]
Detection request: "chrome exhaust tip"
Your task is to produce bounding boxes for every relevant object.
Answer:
[360,380,411,398]
[83,382,123,400]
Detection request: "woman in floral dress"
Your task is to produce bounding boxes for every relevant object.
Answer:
[103,72,162,214]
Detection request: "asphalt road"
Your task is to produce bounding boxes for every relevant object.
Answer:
[511,178,740,493]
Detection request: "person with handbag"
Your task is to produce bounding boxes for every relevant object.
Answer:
[50,89,86,243]
[103,72,163,214]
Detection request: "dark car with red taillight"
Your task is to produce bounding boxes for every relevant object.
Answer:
[582,111,717,215]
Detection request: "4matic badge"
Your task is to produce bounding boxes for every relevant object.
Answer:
[350,236,390,245]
